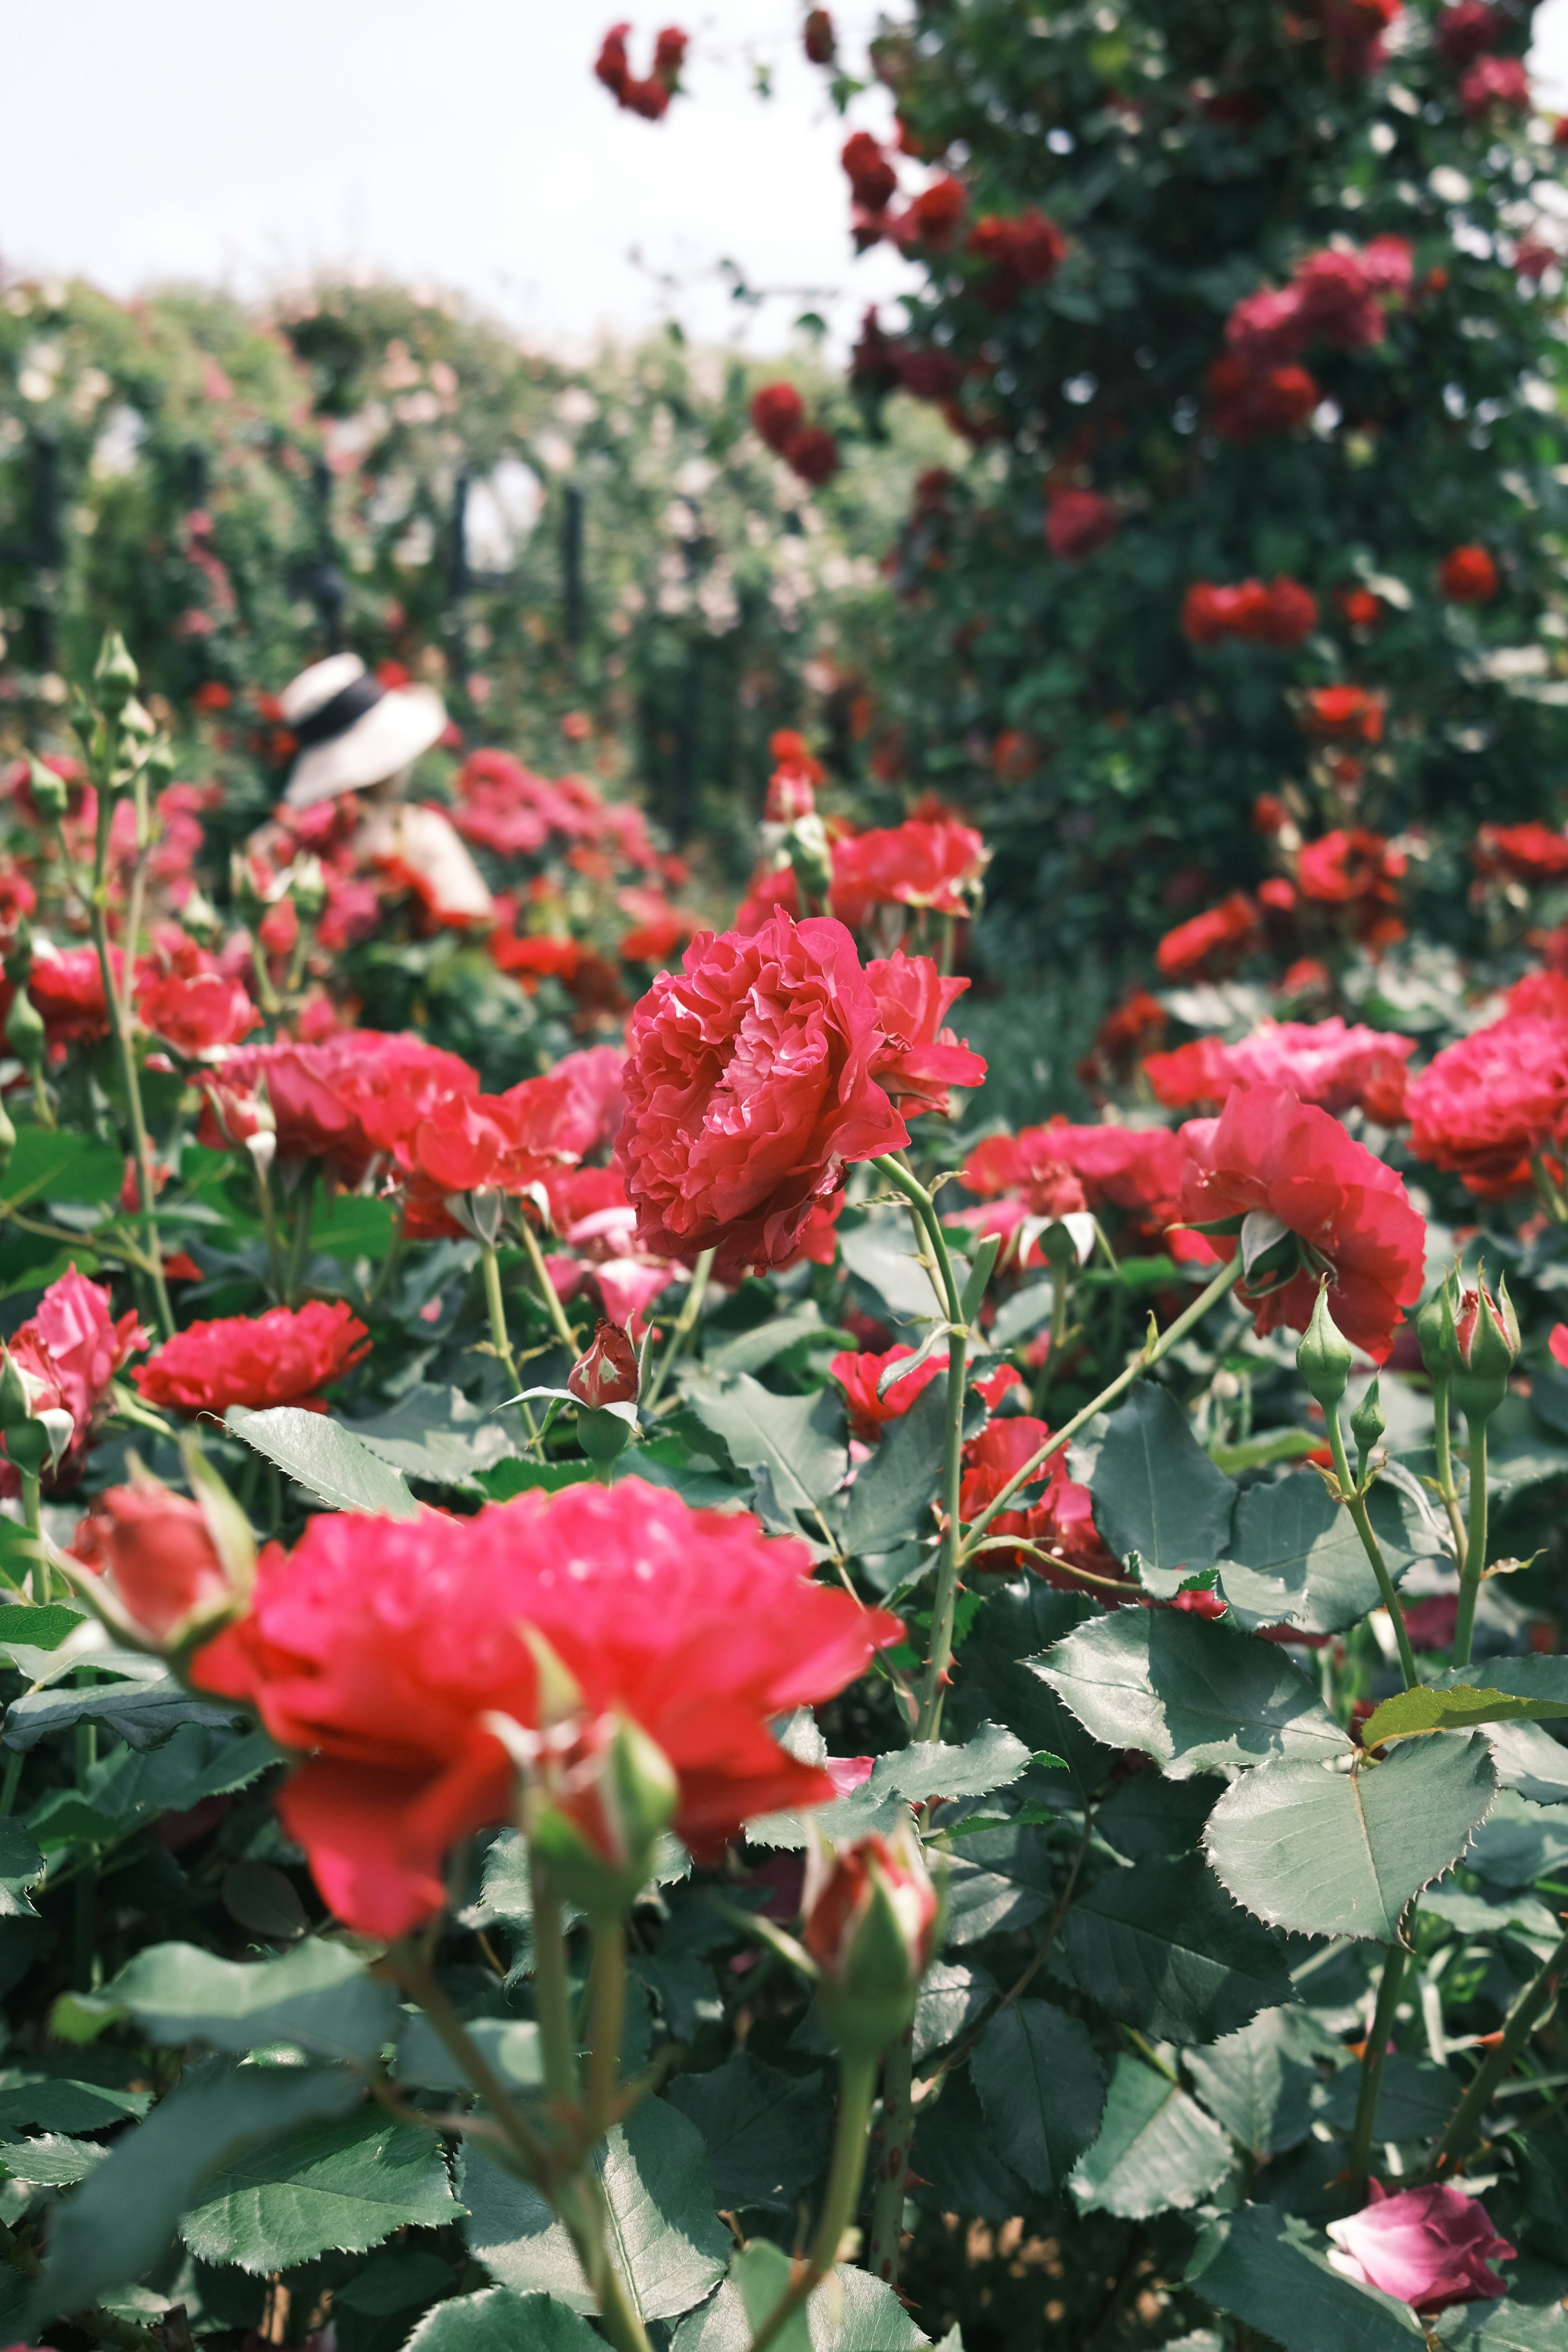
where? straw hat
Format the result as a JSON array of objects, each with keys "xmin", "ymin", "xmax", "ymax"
[{"xmin": 281, "ymin": 654, "xmax": 447, "ymax": 810}]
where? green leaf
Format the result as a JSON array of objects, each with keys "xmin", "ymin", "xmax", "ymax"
[
  {"xmin": 840, "ymin": 1214, "xmax": 958, "ymax": 1325},
  {"xmin": 1444, "ymin": 2295, "xmax": 1568, "ymax": 2352},
  {"xmin": 1320, "ymin": 2053, "xmax": 1465, "ymax": 2140},
  {"xmin": 1, "ymin": 1127, "xmax": 125, "ymax": 1209},
  {"xmin": 180, "ymin": 2105, "xmax": 457, "ymax": 2272},
  {"xmin": 4, "ymin": 1663, "xmax": 242, "ymax": 1753},
  {"xmin": 1070, "ymin": 2054, "xmax": 1231, "ymax": 2218},
  {"xmin": 1487, "ymin": 1719, "xmax": 1568, "ymax": 1806},
  {"xmin": 0, "ymin": 2072, "xmax": 150, "ymax": 2132},
  {"xmin": 703, "ymin": 1304, "xmax": 832, "ymax": 1378},
  {"xmin": 911, "ymin": 2071, "xmax": 1027, "ymax": 2221},
  {"xmin": 393, "ymin": 2012, "xmax": 542, "ymax": 2092},
  {"xmin": 1431, "ymin": 1657, "xmax": 1568, "ymax": 1708},
  {"xmin": 665, "ymin": 2055, "xmax": 831, "ymax": 2210},
  {"xmin": 346, "ymin": 1383, "xmax": 520, "ymax": 1489},
  {"xmin": 844, "ymin": 1374, "xmax": 959, "ymax": 1554},
  {"xmin": 1038, "ymin": 1610, "xmax": 1346, "ymax": 1779},
  {"xmin": 731, "ymin": 2240, "xmax": 813, "ymax": 2352},
  {"xmin": 747, "ymin": 1719, "xmax": 1028, "ymax": 1848},
  {"xmin": 1203, "ymin": 1735, "xmax": 1497, "ymax": 1941},
  {"xmin": 1096, "ymin": 1775, "xmax": 1224, "ymax": 1863},
  {"xmin": 0, "ymin": 1602, "xmax": 89, "ymax": 1666},
  {"xmin": 32, "ymin": 2064, "xmax": 363, "ymax": 2322},
  {"xmin": 1057, "ymin": 1856, "xmax": 1294, "ymax": 2041},
  {"xmin": 0, "ymin": 2132, "xmax": 108, "ymax": 2187},
  {"xmin": 97, "ymin": 1938, "xmax": 398, "ymax": 2063},
  {"xmin": 305, "ymin": 1193, "xmax": 396, "ymax": 1266},
  {"xmin": 684, "ymin": 1375, "xmax": 847, "ymax": 1522},
  {"xmin": 1089, "ymin": 1384, "xmax": 1235, "ymax": 1590},
  {"xmin": 1468, "ymin": 1789, "xmax": 1568, "ymax": 1890},
  {"xmin": 225, "ymin": 1406, "xmax": 419, "ymax": 1519},
  {"xmin": 1216, "ymin": 1473, "xmax": 1420, "ymax": 1635},
  {"xmin": 333, "ymin": 2248, "xmax": 455, "ymax": 2317},
  {"xmin": 971, "ymin": 1999, "xmax": 1106, "ymax": 2196},
  {"xmin": 1209, "ymin": 1429, "xmax": 1323, "ymax": 1475},
  {"xmin": 913, "ymin": 1960, "xmax": 996, "ymax": 2064},
  {"xmin": 70, "ymin": 1723, "xmax": 281, "ymax": 1830},
  {"xmin": 403, "ymin": 2287, "xmax": 601, "ymax": 2352},
  {"xmin": 461, "ymin": 2095, "xmax": 730, "ymax": 2321},
  {"xmin": 475, "ymin": 1459, "xmax": 595, "ymax": 1500},
  {"xmin": 1185, "ymin": 2008, "xmax": 1337, "ymax": 2160},
  {"xmin": 1185, "ymin": 2203, "xmax": 1425, "ymax": 2351},
  {"xmin": 0, "ymin": 1820, "xmax": 45, "ymax": 1918},
  {"xmin": 1364, "ymin": 1683, "xmax": 1568, "ymax": 1750},
  {"xmin": 673, "ymin": 2254, "xmax": 934, "ymax": 2350}
]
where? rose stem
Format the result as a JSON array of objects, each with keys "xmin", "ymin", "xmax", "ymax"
[
  {"xmin": 744, "ymin": 2052, "xmax": 880, "ymax": 2352},
  {"xmin": 641, "ymin": 1245, "xmax": 715, "ymax": 1413},
  {"xmin": 1451, "ymin": 1414, "xmax": 1490, "ymax": 1668},
  {"xmin": 1348, "ymin": 1938, "xmax": 1407, "ymax": 2198},
  {"xmin": 1424, "ymin": 1922, "xmax": 1568, "ymax": 2178},
  {"xmin": 1324, "ymin": 1406, "xmax": 1417, "ymax": 1688}
]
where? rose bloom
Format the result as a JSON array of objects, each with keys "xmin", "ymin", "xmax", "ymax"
[
  {"xmin": 619, "ymin": 910, "xmax": 908, "ymax": 1270},
  {"xmin": 1206, "ymin": 354, "xmax": 1320, "ymax": 442},
  {"xmin": 1143, "ymin": 1037, "xmax": 1237, "ymax": 1111},
  {"xmin": 204, "ymin": 1032, "xmax": 479, "ymax": 1183},
  {"xmin": 865, "ymin": 951, "xmax": 987, "ymax": 1118},
  {"xmin": 1, "ymin": 1267, "xmax": 146, "ymax": 1493},
  {"xmin": 782, "ymin": 427, "xmax": 840, "ymax": 487},
  {"xmin": 1297, "ymin": 828, "xmax": 1406, "ymax": 948},
  {"xmin": 1155, "ymin": 891, "xmax": 1258, "ymax": 979},
  {"xmin": 1178, "ymin": 1082, "xmax": 1425, "ymax": 1361},
  {"xmin": 1439, "ymin": 544, "xmax": 1499, "ymax": 602},
  {"xmin": 1461, "ymin": 52, "xmax": 1530, "ymax": 113},
  {"xmin": 1046, "ymin": 489, "xmax": 1116, "ymax": 560},
  {"xmin": 1437, "ymin": 0, "xmax": 1506, "ymax": 67},
  {"xmin": 137, "ymin": 968, "xmax": 259, "ymax": 1056},
  {"xmin": 134, "ymin": 1301, "xmax": 372, "ymax": 1416},
  {"xmin": 841, "ymin": 128, "xmax": 897, "ymax": 212},
  {"xmin": 27, "ymin": 945, "xmax": 117, "ymax": 1048},
  {"xmin": 393, "ymin": 1069, "xmax": 580, "ymax": 1229},
  {"xmin": 967, "ymin": 208, "xmax": 1065, "ymax": 307},
  {"xmin": 832, "ymin": 1344, "xmax": 943, "ymax": 1442},
  {"xmin": 831, "ymin": 819, "xmax": 989, "ymax": 928},
  {"xmin": 71, "ymin": 1481, "xmax": 231, "ymax": 1643},
  {"xmin": 960, "ymin": 1417, "xmax": 1124, "ymax": 1588},
  {"xmin": 1223, "ymin": 1018, "xmax": 1415, "ymax": 1120},
  {"xmin": 1326, "ymin": 2180, "xmax": 1513, "ymax": 2314},
  {"xmin": 1406, "ymin": 1012, "xmax": 1568, "ymax": 1191},
  {"xmin": 1474, "ymin": 821, "xmax": 1568, "ymax": 882},
  {"xmin": 190, "ymin": 1481, "xmax": 901, "ymax": 1936},
  {"xmin": 1301, "ymin": 685, "xmax": 1384, "ymax": 742}
]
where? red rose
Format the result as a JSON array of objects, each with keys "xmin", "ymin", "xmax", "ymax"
[
  {"xmin": 960, "ymin": 1417, "xmax": 1123, "ymax": 1587},
  {"xmin": 1046, "ymin": 488, "xmax": 1116, "ymax": 560},
  {"xmin": 1224, "ymin": 1017, "xmax": 1416, "ymax": 1118},
  {"xmin": 1461, "ymin": 53, "xmax": 1529, "ymax": 114},
  {"xmin": 1206, "ymin": 355, "xmax": 1320, "ymax": 441},
  {"xmin": 190, "ymin": 1481, "xmax": 901, "ymax": 1936},
  {"xmin": 134, "ymin": 1300, "xmax": 372, "ymax": 1415},
  {"xmin": 782, "ymin": 426, "xmax": 840, "ymax": 486},
  {"xmin": 1155, "ymin": 891, "xmax": 1258, "ymax": 979},
  {"xmin": 750, "ymin": 381, "xmax": 806, "ymax": 454},
  {"xmin": 70, "ymin": 1481, "xmax": 232, "ymax": 1643},
  {"xmin": 1144, "ymin": 1037, "xmax": 1236, "ymax": 1110},
  {"xmin": 1296, "ymin": 827, "xmax": 1405, "ymax": 947},
  {"xmin": 803, "ymin": 8, "xmax": 835, "ymax": 64},
  {"xmin": 864, "ymin": 950, "xmax": 987, "ymax": 1118},
  {"xmin": 1177, "ymin": 1083, "xmax": 1425, "ymax": 1361},
  {"xmin": 393, "ymin": 1070, "xmax": 579, "ymax": 1219},
  {"xmin": 1473, "ymin": 821, "xmax": 1568, "ymax": 882},
  {"xmin": 1407, "ymin": 1011, "xmax": 1568, "ymax": 1191},
  {"xmin": 1436, "ymin": 0, "xmax": 1505, "ymax": 65},
  {"xmin": 966, "ymin": 209, "xmax": 1065, "ymax": 307},
  {"xmin": 1182, "ymin": 584, "xmax": 1229, "ymax": 646},
  {"xmin": 204, "ymin": 1033, "xmax": 479, "ymax": 1182},
  {"xmin": 830, "ymin": 818, "xmax": 989, "ymax": 928},
  {"xmin": 0, "ymin": 1267, "xmax": 146, "ymax": 1493},
  {"xmin": 1261, "ymin": 577, "xmax": 1319, "ymax": 646},
  {"xmin": 841, "ymin": 129, "xmax": 898, "ymax": 212},
  {"xmin": 832, "ymin": 1344, "xmax": 943, "ymax": 1441},
  {"xmin": 136, "ymin": 968, "xmax": 259, "ymax": 1056},
  {"xmin": 893, "ymin": 174, "xmax": 967, "ymax": 253},
  {"xmin": 1301, "ymin": 686, "xmax": 1384, "ymax": 742},
  {"xmin": 27, "ymin": 946, "xmax": 118, "ymax": 1047},
  {"xmin": 1439, "ymin": 544, "xmax": 1499, "ymax": 602},
  {"xmin": 619, "ymin": 911, "xmax": 906, "ymax": 1269}
]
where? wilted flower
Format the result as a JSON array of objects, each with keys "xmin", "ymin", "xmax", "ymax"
[{"xmin": 1326, "ymin": 2180, "xmax": 1513, "ymax": 2314}]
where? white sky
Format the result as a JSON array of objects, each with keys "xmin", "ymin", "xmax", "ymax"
[{"xmin": 3, "ymin": 0, "xmax": 1568, "ymax": 356}]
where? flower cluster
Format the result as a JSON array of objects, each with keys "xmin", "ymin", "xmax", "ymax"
[
  {"xmin": 135, "ymin": 1301, "xmax": 371, "ymax": 1416},
  {"xmin": 749, "ymin": 381, "xmax": 840, "ymax": 488},
  {"xmin": 593, "ymin": 20, "xmax": 687, "ymax": 118},
  {"xmin": 1225, "ymin": 237, "xmax": 1413, "ymax": 370},
  {"xmin": 1144, "ymin": 1016, "xmax": 1414, "ymax": 1122},
  {"xmin": 1182, "ymin": 577, "xmax": 1318, "ymax": 649},
  {"xmin": 1407, "ymin": 973, "xmax": 1568, "ymax": 1195},
  {"xmin": 0, "ymin": 1267, "xmax": 145, "ymax": 1493}
]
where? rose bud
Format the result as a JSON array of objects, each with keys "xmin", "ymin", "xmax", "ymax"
[
  {"xmin": 485, "ymin": 1697, "xmax": 678, "ymax": 1918},
  {"xmin": 1326, "ymin": 2180, "xmax": 1514, "ymax": 2315},
  {"xmin": 1296, "ymin": 1282, "xmax": 1353, "ymax": 1412},
  {"xmin": 802, "ymin": 1821, "xmax": 940, "ymax": 2058},
  {"xmin": 69, "ymin": 1479, "xmax": 236, "ymax": 1645},
  {"xmin": 568, "ymin": 1319, "xmax": 641, "ymax": 1479},
  {"xmin": 1442, "ymin": 1272, "xmax": 1519, "ymax": 1425}
]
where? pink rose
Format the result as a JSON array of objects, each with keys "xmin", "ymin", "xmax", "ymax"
[{"xmin": 1326, "ymin": 2180, "xmax": 1514, "ymax": 2315}]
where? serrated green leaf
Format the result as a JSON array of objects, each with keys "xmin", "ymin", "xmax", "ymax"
[
  {"xmin": 1216, "ymin": 1472, "xmax": 1421, "ymax": 1635},
  {"xmin": 672, "ymin": 2255, "xmax": 935, "ymax": 2350},
  {"xmin": 1185, "ymin": 2009, "xmax": 1337, "ymax": 2160},
  {"xmin": 746, "ymin": 1721, "xmax": 1027, "ymax": 1848},
  {"xmin": 0, "ymin": 1819, "xmax": 45, "ymax": 1918},
  {"xmin": 840, "ymin": 1215, "xmax": 962, "ymax": 1325},
  {"xmin": 1364, "ymin": 1684, "xmax": 1568, "ymax": 1750},
  {"xmin": 913, "ymin": 1960, "xmax": 996, "ymax": 2063},
  {"xmin": 33, "ymin": 2064, "xmax": 362, "ymax": 2323},
  {"xmin": 0, "ymin": 2072, "xmax": 149, "ymax": 2132},
  {"xmin": 1486, "ymin": 1719, "xmax": 1568, "ymax": 1806},
  {"xmin": 403, "ymin": 2287, "xmax": 601, "ymax": 2352},
  {"xmin": 0, "ymin": 2131, "xmax": 108, "ymax": 2186},
  {"xmin": 1468, "ymin": 1790, "xmax": 1568, "ymax": 1890},
  {"xmin": 179, "ymin": 2106, "xmax": 456, "ymax": 2272},
  {"xmin": 1057, "ymin": 1855, "xmax": 1294, "ymax": 2041},
  {"xmin": 1186, "ymin": 2203, "xmax": 1424, "ymax": 2350},
  {"xmin": 4, "ymin": 1664, "xmax": 242, "ymax": 1753},
  {"xmin": 1203, "ymin": 1735, "xmax": 1497, "ymax": 1941},
  {"xmin": 392, "ymin": 2011, "xmax": 542, "ymax": 2092},
  {"xmin": 1089, "ymin": 1384, "xmax": 1235, "ymax": 1591},
  {"xmin": 665, "ymin": 2054, "xmax": 831, "ymax": 2210},
  {"xmin": 1071, "ymin": 2054, "xmax": 1231, "ymax": 2218},
  {"xmin": 333, "ymin": 2247, "xmax": 455, "ymax": 2317},
  {"xmin": 345, "ymin": 1383, "xmax": 520, "ymax": 1489},
  {"xmin": 1038, "ymin": 1610, "xmax": 1346, "ymax": 1779},
  {"xmin": 844, "ymin": 1374, "xmax": 980, "ymax": 1555},
  {"xmin": 225, "ymin": 1405, "xmax": 419, "ymax": 1519},
  {"xmin": 100, "ymin": 1938, "xmax": 398, "ymax": 2063},
  {"xmin": 971, "ymin": 1999, "xmax": 1106, "ymax": 2196},
  {"xmin": 461, "ymin": 2095, "xmax": 729, "ymax": 2322},
  {"xmin": 684, "ymin": 1375, "xmax": 847, "ymax": 1521}
]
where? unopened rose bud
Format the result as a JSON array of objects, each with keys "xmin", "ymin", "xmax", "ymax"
[
  {"xmin": 26, "ymin": 760, "xmax": 69, "ymax": 823},
  {"xmin": 804, "ymin": 7, "xmax": 836, "ymax": 65},
  {"xmin": 1297, "ymin": 1283, "xmax": 1352, "ymax": 1411},
  {"xmin": 1445, "ymin": 1274, "xmax": 1519, "ymax": 1424},
  {"xmin": 1350, "ymin": 1374, "xmax": 1385, "ymax": 1472},
  {"xmin": 802, "ymin": 1821, "xmax": 940, "ymax": 2058},
  {"xmin": 6, "ymin": 984, "xmax": 45, "ymax": 1070},
  {"xmin": 68, "ymin": 1479, "xmax": 235, "ymax": 1646},
  {"xmin": 569, "ymin": 1319, "xmax": 640, "ymax": 1410},
  {"xmin": 246, "ymin": 1129, "xmax": 278, "ymax": 1184},
  {"xmin": 527, "ymin": 1710, "xmax": 679, "ymax": 1917},
  {"xmin": 289, "ymin": 856, "xmax": 327, "ymax": 922},
  {"xmin": 92, "ymin": 630, "xmax": 139, "ymax": 716},
  {"xmin": 0, "ymin": 1348, "xmax": 34, "ymax": 1433},
  {"xmin": 786, "ymin": 812, "xmax": 835, "ymax": 906},
  {"xmin": 1415, "ymin": 1283, "xmax": 1452, "ymax": 1384},
  {"xmin": 0, "ymin": 1094, "xmax": 13, "ymax": 1185}
]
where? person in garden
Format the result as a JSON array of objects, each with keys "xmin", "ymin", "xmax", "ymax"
[{"xmin": 276, "ymin": 651, "xmax": 493, "ymax": 926}]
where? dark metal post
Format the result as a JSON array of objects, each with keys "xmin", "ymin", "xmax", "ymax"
[{"xmin": 562, "ymin": 483, "xmax": 584, "ymax": 649}]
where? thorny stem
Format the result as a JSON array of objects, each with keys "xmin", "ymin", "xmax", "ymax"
[
  {"xmin": 972, "ymin": 1533, "xmax": 1135, "ymax": 1605},
  {"xmin": 388, "ymin": 1944, "xmax": 550, "ymax": 2177},
  {"xmin": 254, "ymin": 1154, "xmax": 286, "ymax": 1301},
  {"xmin": 1425, "ymin": 1923, "xmax": 1568, "ymax": 2178},
  {"xmin": 1430, "ymin": 1382, "xmax": 1470, "ymax": 1564},
  {"xmin": 642, "ymin": 1246, "xmax": 715, "ymax": 1413},
  {"xmin": 1324, "ymin": 1411, "xmax": 1417, "ymax": 1690},
  {"xmin": 745, "ymin": 2053, "xmax": 879, "ymax": 2352},
  {"xmin": 529, "ymin": 1855, "xmax": 581, "ymax": 2119},
  {"xmin": 517, "ymin": 1214, "xmax": 582, "ymax": 1355},
  {"xmin": 21, "ymin": 1473, "xmax": 44, "ymax": 1604},
  {"xmin": 480, "ymin": 1241, "xmax": 537, "ymax": 1444},
  {"xmin": 1452, "ymin": 1415, "xmax": 1490, "ymax": 1669},
  {"xmin": 1348, "ymin": 1938, "xmax": 1407, "ymax": 2198},
  {"xmin": 867, "ymin": 2026, "xmax": 915, "ymax": 2289},
  {"xmin": 585, "ymin": 1915, "xmax": 626, "ymax": 2142},
  {"xmin": 89, "ymin": 768, "xmax": 173, "ymax": 1341},
  {"xmin": 960, "ymin": 1253, "xmax": 1247, "ymax": 1557}
]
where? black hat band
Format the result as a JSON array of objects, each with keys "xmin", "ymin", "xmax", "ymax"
[{"xmin": 291, "ymin": 674, "xmax": 386, "ymax": 751}]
